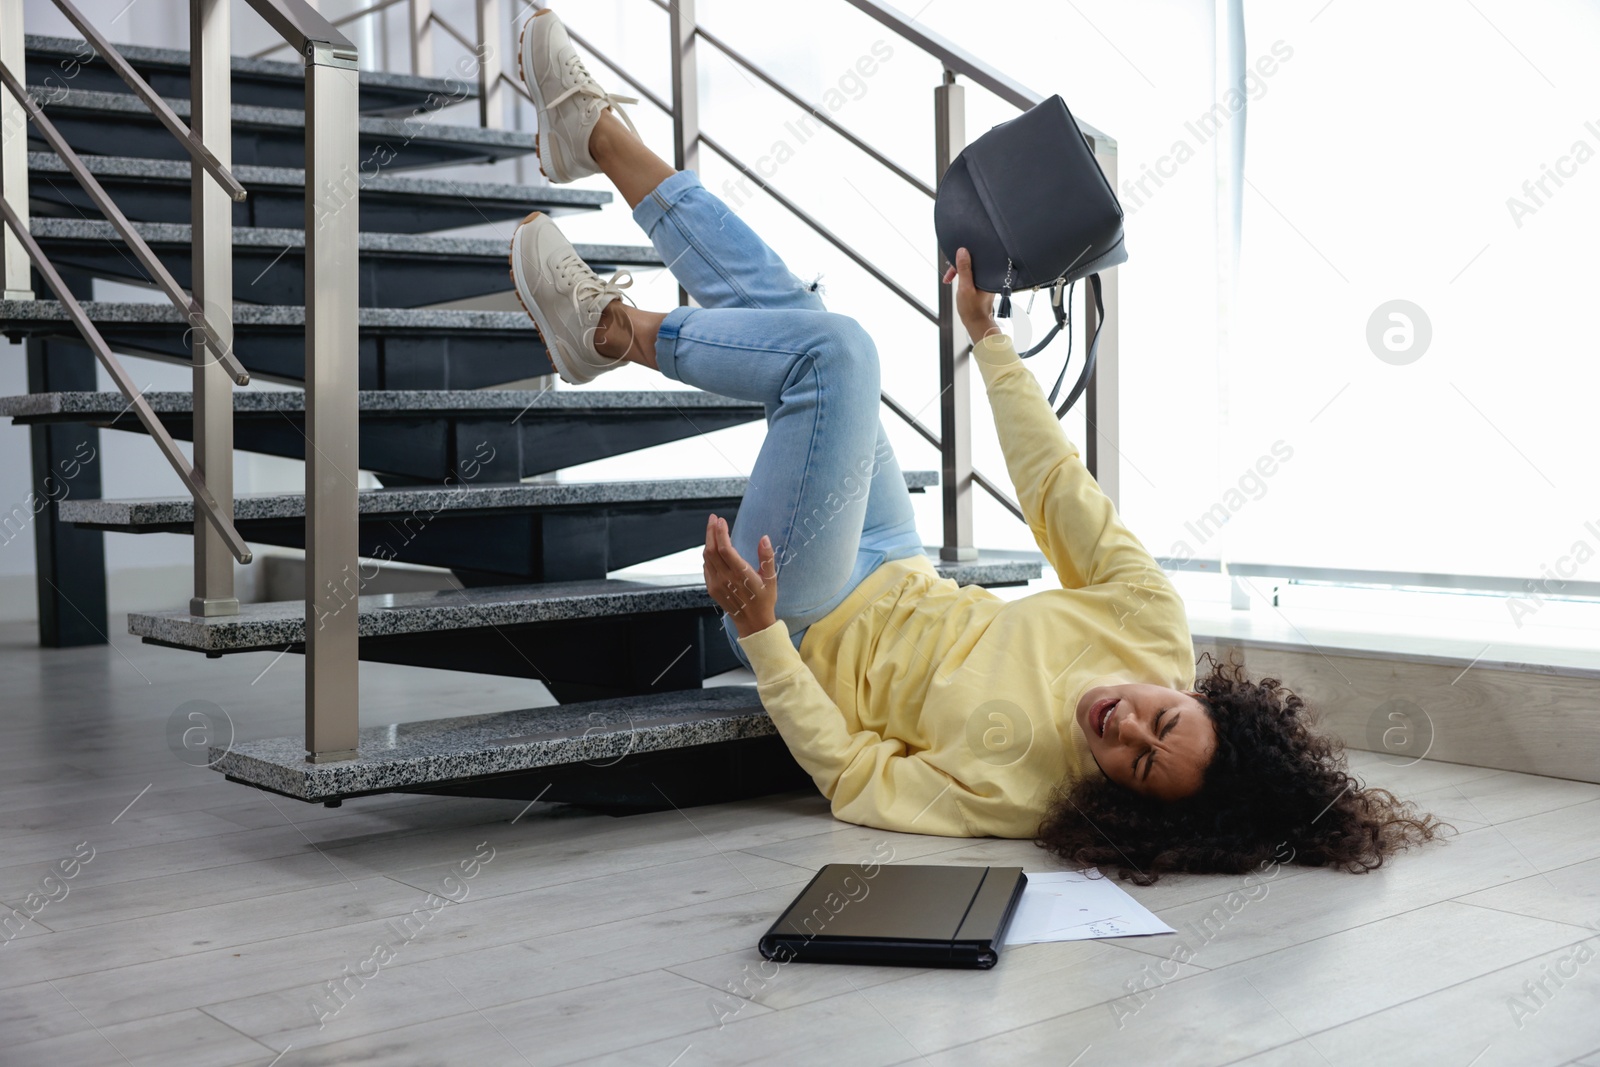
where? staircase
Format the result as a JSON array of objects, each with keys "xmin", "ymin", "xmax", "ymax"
[{"xmin": 2, "ymin": 19, "xmax": 1055, "ymax": 812}]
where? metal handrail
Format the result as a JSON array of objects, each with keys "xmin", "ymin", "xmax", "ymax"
[
  {"xmin": 0, "ymin": 63, "xmax": 249, "ymax": 383},
  {"xmin": 48, "ymin": 0, "xmax": 245, "ymax": 200},
  {"xmin": 0, "ymin": 197, "xmax": 254, "ymax": 561},
  {"xmin": 428, "ymin": 11, "xmax": 477, "ymax": 54},
  {"xmin": 248, "ymin": 0, "xmax": 409, "ymax": 63},
  {"xmin": 327, "ymin": 0, "xmax": 409, "ymax": 32},
  {"xmin": 246, "ymin": 0, "xmax": 357, "ymax": 53}
]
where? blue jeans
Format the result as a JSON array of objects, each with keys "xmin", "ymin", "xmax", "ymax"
[{"xmin": 631, "ymin": 170, "xmax": 925, "ymax": 665}]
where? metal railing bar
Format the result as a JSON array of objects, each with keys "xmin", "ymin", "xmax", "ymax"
[
  {"xmin": 47, "ymin": 0, "xmax": 246, "ymax": 201},
  {"xmin": 243, "ymin": 0, "xmax": 357, "ymax": 54},
  {"xmin": 879, "ymin": 386, "xmax": 1024, "ymax": 522},
  {"xmin": 879, "ymin": 389, "xmax": 939, "ymax": 449},
  {"xmin": 0, "ymin": 62, "xmax": 249, "ymax": 385},
  {"xmin": 328, "ymin": 0, "xmax": 409, "ymax": 31},
  {"xmin": 698, "ymin": 130, "xmax": 937, "ymax": 323},
  {"xmin": 691, "ymin": 23, "xmax": 935, "ymax": 199},
  {"xmin": 497, "ymin": 70, "xmax": 532, "ymax": 103},
  {"xmin": 251, "ymin": 0, "xmax": 409, "ymax": 55},
  {"xmin": 970, "ymin": 471, "xmax": 1023, "ymax": 523},
  {"xmin": 0, "ymin": 198, "xmax": 253, "ymax": 563},
  {"xmin": 429, "ymin": 11, "xmax": 477, "ymax": 53}
]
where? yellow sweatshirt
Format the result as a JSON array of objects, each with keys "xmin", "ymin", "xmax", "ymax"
[{"xmin": 736, "ymin": 332, "xmax": 1196, "ymax": 838}]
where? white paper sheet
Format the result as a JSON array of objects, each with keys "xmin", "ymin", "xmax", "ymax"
[{"xmin": 1004, "ymin": 869, "xmax": 1175, "ymax": 944}]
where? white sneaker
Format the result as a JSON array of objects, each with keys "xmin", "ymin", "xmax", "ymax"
[
  {"xmin": 518, "ymin": 8, "xmax": 640, "ymax": 183},
  {"xmin": 510, "ymin": 213, "xmax": 635, "ymax": 385}
]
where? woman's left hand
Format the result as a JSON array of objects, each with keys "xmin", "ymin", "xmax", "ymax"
[{"xmin": 703, "ymin": 514, "xmax": 779, "ymax": 638}]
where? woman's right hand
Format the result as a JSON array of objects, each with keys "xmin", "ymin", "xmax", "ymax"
[
  {"xmin": 942, "ymin": 247, "xmax": 1000, "ymax": 343},
  {"xmin": 703, "ymin": 514, "xmax": 778, "ymax": 639}
]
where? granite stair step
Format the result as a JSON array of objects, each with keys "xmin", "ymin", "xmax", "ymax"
[
  {"xmin": 1, "ymin": 299, "xmax": 551, "ymax": 389},
  {"xmin": 29, "ymin": 218, "xmax": 661, "ymax": 308},
  {"xmin": 31, "ymin": 87, "xmax": 536, "ymax": 170},
  {"xmin": 132, "ymin": 573, "xmax": 716, "ymax": 652},
  {"xmin": 27, "ymin": 152, "xmax": 609, "ymax": 232},
  {"xmin": 128, "ymin": 550, "xmax": 1044, "ymax": 690},
  {"xmin": 132, "ymin": 574, "xmax": 742, "ymax": 697},
  {"xmin": 58, "ymin": 471, "xmax": 943, "ymax": 583},
  {"xmin": 209, "ymin": 686, "xmax": 796, "ymax": 806},
  {"xmin": 24, "ymin": 33, "xmax": 474, "ymax": 115},
  {"xmin": 0, "ymin": 389, "xmax": 768, "ymax": 481}
]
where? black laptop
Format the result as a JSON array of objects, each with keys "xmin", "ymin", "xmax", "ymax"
[{"xmin": 759, "ymin": 864, "xmax": 1027, "ymax": 970}]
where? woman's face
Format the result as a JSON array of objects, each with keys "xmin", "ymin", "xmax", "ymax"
[{"xmin": 1076, "ymin": 683, "xmax": 1218, "ymax": 801}]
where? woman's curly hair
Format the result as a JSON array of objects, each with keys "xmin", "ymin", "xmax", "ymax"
[{"xmin": 1036, "ymin": 651, "xmax": 1450, "ymax": 885}]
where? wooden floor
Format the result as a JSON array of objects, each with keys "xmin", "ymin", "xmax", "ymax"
[{"xmin": 3, "ymin": 619, "xmax": 1599, "ymax": 1066}]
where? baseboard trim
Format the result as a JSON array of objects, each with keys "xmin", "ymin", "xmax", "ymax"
[{"xmin": 1194, "ymin": 635, "xmax": 1600, "ymax": 785}]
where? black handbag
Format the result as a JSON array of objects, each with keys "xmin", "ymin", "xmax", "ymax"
[{"xmin": 934, "ymin": 94, "xmax": 1125, "ymax": 418}]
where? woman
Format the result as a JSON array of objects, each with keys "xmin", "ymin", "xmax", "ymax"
[{"xmin": 511, "ymin": 9, "xmax": 1444, "ymax": 884}]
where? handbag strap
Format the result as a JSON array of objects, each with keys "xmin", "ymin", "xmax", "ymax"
[
  {"xmin": 1016, "ymin": 278, "xmax": 1070, "ymax": 360},
  {"xmin": 1005, "ymin": 273, "xmax": 1105, "ymax": 420}
]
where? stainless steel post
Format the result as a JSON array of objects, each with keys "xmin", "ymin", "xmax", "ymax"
[
  {"xmin": 303, "ymin": 39, "xmax": 361, "ymax": 762},
  {"xmin": 934, "ymin": 72, "xmax": 974, "ymax": 561},
  {"xmin": 668, "ymin": 0, "xmax": 698, "ymax": 309},
  {"xmin": 475, "ymin": 0, "xmax": 503, "ymax": 128},
  {"xmin": 410, "ymin": 0, "xmax": 432, "ymax": 76},
  {"xmin": 668, "ymin": 0, "xmax": 698, "ymax": 174},
  {"xmin": 189, "ymin": 0, "xmax": 239, "ymax": 617},
  {"xmin": 0, "ymin": 0, "xmax": 29, "ymax": 300},
  {"xmin": 1083, "ymin": 137, "xmax": 1120, "ymax": 509}
]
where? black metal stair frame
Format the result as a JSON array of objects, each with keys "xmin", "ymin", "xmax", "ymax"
[
  {"xmin": 26, "ymin": 153, "xmax": 611, "ymax": 232},
  {"xmin": 28, "ymin": 219, "xmax": 662, "ymax": 308},
  {"xmin": 56, "ymin": 472, "xmax": 945, "ymax": 585},
  {"xmin": 132, "ymin": 576, "xmax": 747, "ymax": 701},
  {"xmin": 0, "ymin": 389, "xmax": 769, "ymax": 482},
  {"xmin": 23, "ymin": 33, "xmax": 476, "ymax": 115},
  {"xmin": 3, "ymin": 300, "xmax": 557, "ymax": 389},
  {"xmin": 30, "ymin": 87, "xmax": 536, "ymax": 170}
]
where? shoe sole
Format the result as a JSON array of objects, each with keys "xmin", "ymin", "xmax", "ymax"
[
  {"xmin": 517, "ymin": 10, "xmax": 565, "ymax": 183},
  {"xmin": 507, "ymin": 214, "xmax": 585, "ymax": 384}
]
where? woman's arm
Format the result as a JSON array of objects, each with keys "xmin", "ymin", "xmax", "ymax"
[
  {"xmin": 704, "ymin": 515, "xmax": 980, "ymax": 837},
  {"xmin": 739, "ymin": 619, "xmax": 982, "ymax": 837},
  {"xmin": 945, "ymin": 248, "xmax": 1172, "ymax": 593}
]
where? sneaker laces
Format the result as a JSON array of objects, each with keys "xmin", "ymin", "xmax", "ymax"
[
  {"xmin": 553, "ymin": 250, "xmax": 633, "ymax": 328},
  {"xmin": 548, "ymin": 51, "xmax": 640, "ymax": 138}
]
